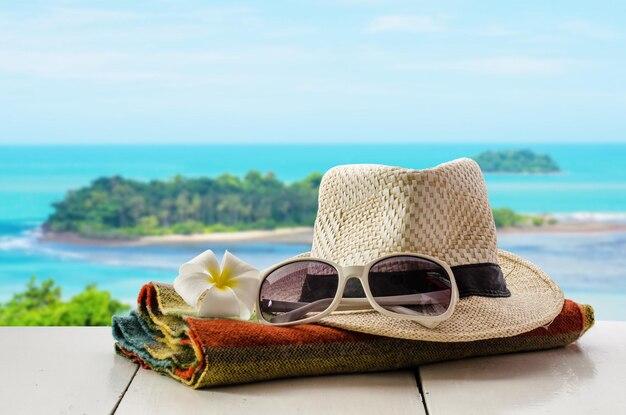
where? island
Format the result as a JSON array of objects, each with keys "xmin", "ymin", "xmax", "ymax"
[
  {"xmin": 44, "ymin": 171, "xmax": 322, "ymax": 239},
  {"xmin": 44, "ymin": 171, "xmax": 554, "ymax": 242},
  {"xmin": 472, "ymin": 149, "xmax": 560, "ymax": 173}
]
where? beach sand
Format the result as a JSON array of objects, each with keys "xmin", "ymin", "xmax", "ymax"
[
  {"xmin": 42, "ymin": 227, "xmax": 315, "ymax": 246},
  {"xmin": 40, "ymin": 221, "xmax": 626, "ymax": 247}
]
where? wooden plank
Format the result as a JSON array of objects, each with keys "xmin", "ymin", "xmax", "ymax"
[
  {"xmin": 419, "ymin": 321, "xmax": 626, "ymax": 414},
  {"xmin": 0, "ymin": 327, "xmax": 137, "ymax": 415},
  {"xmin": 116, "ymin": 370, "xmax": 426, "ymax": 415}
]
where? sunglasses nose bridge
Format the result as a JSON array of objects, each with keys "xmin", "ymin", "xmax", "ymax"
[{"xmin": 342, "ymin": 265, "xmax": 365, "ymax": 279}]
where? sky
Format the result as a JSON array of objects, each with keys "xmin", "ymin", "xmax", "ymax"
[{"xmin": 0, "ymin": 0, "xmax": 625, "ymax": 144}]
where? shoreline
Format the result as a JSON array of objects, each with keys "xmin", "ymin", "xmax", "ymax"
[
  {"xmin": 40, "ymin": 227, "xmax": 315, "ymax": 247},
  {"xmin": 39, "ymin": 221, "xmax": 626, "ymax": 247}
]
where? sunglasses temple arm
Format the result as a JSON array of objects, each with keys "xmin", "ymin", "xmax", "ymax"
[
  {"xmin": 263, "ymin": 290, "xmax": 451, "ymax": 323},
  {"xmin": 264, "ymin": 298, "xmax": 334, "ymax": 324},
  {"xmin": 259, "ymin": 299, "xmax": 320, "ymax": 312},
  {"xmin": 339, "ymin": 291, "xmax": 450, "ymax": 308}
]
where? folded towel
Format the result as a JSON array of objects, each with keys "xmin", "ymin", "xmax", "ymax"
[{"xmin": 112, "ymin": 282, "xmax": 594, "ymax": 388}]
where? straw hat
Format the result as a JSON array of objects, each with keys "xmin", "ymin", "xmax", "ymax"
[{"xmin": 304, "ymin": 158, "xmax": 564, "ymax": 342}]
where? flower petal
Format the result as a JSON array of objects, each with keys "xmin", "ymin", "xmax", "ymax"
[
  {"xmin": 233, "ymin": 269, "xmax": 261, "ymax": 281},
  {"xmin": 173, "ymin": 272, "xmax": 213, "ymax": 307},
  {"xmin": 234, "ymin": 295, "xmax": 253, "ymax": 320},
  {"xmin": 180, "ymin": 250, "xmax": 221, "ymax": 280},
  {"xmin": 179, "ymin": 262, "xmax": 207, "ymax": 276},
  {"xmin": 230, "ymin": 275, "xmax": 260, "ymax": 316},
  {"xmin": 220, "ymin": 250, "xmax": 259, "ymax": 281},
  {"xmin": 197, "ymin": 286, "xmax": 242, "ymax": 318}
]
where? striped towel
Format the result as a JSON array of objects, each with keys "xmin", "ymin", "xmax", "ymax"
[{"xmin": 112, "ymin": 282, "xmax": 594, "ymax": 388}]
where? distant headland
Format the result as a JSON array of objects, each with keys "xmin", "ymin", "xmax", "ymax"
[{"xmin": 472, "ymin": 149, "xmax": 561, "ymax": 173}]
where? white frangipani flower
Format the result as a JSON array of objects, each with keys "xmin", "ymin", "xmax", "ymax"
[{"xmin": 173, "ymin": 250, "xmax": 260, "ymax": 320}]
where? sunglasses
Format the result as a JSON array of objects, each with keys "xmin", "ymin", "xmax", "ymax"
[{"xmin": 256, "ymin": 253, "xmax": 459, "ymax": 328}]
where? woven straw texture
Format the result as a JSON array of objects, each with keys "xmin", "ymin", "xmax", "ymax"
[
  {"xmin": 112, "ymin": 282, "xmax": 593, "ymax": 388},
  {"xmin": 309, "ymin": 158, "xmax": 565, "ymax": 342}
]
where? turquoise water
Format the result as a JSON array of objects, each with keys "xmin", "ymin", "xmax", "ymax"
[
  {"xmin": 0, "ymin": 144, "xmax": 625, "ymax": 320},
  {"xmin": 1, "ymin": 144, "xmax": 626, "ymax": 220}
]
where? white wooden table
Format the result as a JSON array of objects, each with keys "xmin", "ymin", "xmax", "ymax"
[{"xmin": 0, "ymin": 322, "xmax": 623, "ymax": 414}]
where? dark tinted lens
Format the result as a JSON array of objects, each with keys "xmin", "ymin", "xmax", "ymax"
[
  {"xmin": 368, "ymin": 256, "xmax": 452, "ymax": 317},
  {"xmin": 259, "ymin": 261, "xmax": 339, "ymax": 324}
]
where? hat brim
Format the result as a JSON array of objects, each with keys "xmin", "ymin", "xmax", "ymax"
[{"xmin": 313, "ymin": 250, "xmax": 564, "ymax": 342}]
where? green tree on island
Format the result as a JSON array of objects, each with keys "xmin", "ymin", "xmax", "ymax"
[{"xmin": 46, "ymin": 171, "xmax": 322, "ymax": 239}]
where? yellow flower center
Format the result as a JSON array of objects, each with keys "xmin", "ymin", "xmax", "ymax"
[{"xmin": 207, "ymin": 266, "xmax": 238, "ymax": 290}]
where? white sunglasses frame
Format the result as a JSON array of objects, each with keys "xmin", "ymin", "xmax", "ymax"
[{"xmin": 256, "ymin": 252, "xmax": 459, "ymax": 329}]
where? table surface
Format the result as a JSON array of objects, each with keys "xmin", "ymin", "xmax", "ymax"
[{"xmin": 0, "ymin": 321, "xmax": 623, "ymax": 415}]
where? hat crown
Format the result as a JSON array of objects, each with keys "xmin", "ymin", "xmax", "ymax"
[{"xmin": 311, "ymin": 158, "xmax": 498, "ymax": 267}]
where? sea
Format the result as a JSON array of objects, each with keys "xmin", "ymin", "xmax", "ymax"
[{"xmin": 1, "ymin": 144, "xmax": 625, "ymax": 320}]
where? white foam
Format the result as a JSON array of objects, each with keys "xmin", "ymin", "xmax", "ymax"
[
  {"xmin": 0, "ymin": 236, "xmax": 32, "ymax": 250},
  {"xmin": 0, "ymin": 228, "xmax": 39, "ymax": 251},
  {"xmin": 37, "ymin": 246, "xmax": 86, "ymax": 260},
  {"xmin": 0, "ymin": 227, "xmax": 86, "ymax": 260},
  {"xmin": 87, "ymin": 254, "xmax": 180, "ymax": 269},
  {"xmin": 551, "ymin": 212, "xmax": 626, "ymax": 223}
]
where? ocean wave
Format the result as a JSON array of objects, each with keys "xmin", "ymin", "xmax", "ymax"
[
  {"xmin": 0, "ymin": 235, "xmax": 34, "ymax": 251},
  {"xmin": 36, "ymin": 246, "xmax": 86, "ymax": 260},
  {"xmin": 552, "ymin": 212, "xmax": 626, "ymax": 223},
  {"xmin": 487, "ymin": 182, "xmax": 626, "ymax": 191},
  {"xmin": 0, "ymin": 227, "xmax": 42, "ymax": 251},
  {"xmin": 85, "ymin": 254, "xmax": 181, "ymax": 270},
  {"xmin": 0, "ymin": 225, "xmax": 179, "ymax": 267},
  {"xmin": 0, "ymin": 227, "xmax": 86, "ymax": 260}
]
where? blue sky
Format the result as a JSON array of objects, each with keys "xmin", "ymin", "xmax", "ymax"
[{"xmin": 0, "ymin": 1, "xmax": 624, "ymax": 144}]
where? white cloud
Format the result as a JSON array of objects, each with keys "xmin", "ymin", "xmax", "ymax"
[
  {"xmin": 0, "ymin": 6, "xmax": 259, "ymax": 45},
  {"xmin": 0, "ymin": 51, "xmax": 160, "ymax": 81},
  {"xmin": 561, "ymin": 19, "xmax": 619, "ymax": 40},
  {"xmin": 477, "ymin": 26, "xmax": 522, "ymax": 38},
  {"xmin": 0, "ymin": 47, "xmax": 306, "ymax": 82},
  {"xmin": 0, "ymin": 5, "xmax": 308, "ymax": 83},
  {"xmin": 367, "ymin": 15, "xmax": 444, "ymax": 33},
  {"xmin": 473, "ymin": 26, "xmax": 564, "ymax": 44},
  {"xmin": 395, "ymin": 57, "xmax": 586, "ymax": 75},
  {"xmin": 297, "ymin": 81, "xmax": 392, "ymax": 95},
  {"xmin": 14, "ymin": 6, "xmax": 254, "ymax": 27},
  {"xmin": 41, "ymin": 8, "xmax": 143, "ymax": 25}
]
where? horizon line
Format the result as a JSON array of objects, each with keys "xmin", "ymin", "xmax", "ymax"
[{"xmin": 1, "ymin": 141, "xmax": 625, "ymax": 146}]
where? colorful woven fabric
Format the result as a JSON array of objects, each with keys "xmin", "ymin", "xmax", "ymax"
[{"xmin": 112, "ymin": 282, "xmax": 594, "ymax": 389}]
